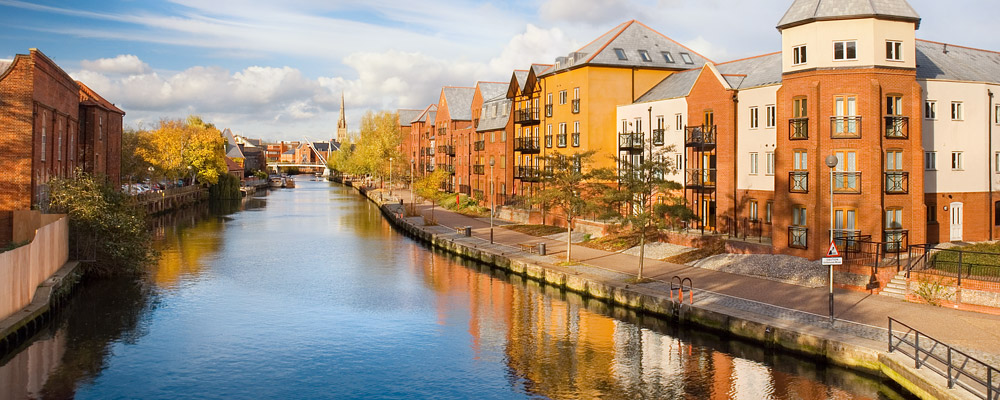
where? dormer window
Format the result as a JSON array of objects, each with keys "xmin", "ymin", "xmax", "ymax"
[
  {"xmin": 614, "ymin": 48, "xmax": 627, "ymax": 60},
  {"xmin": 793, "ymin": 45, "xmax": 807, "ymax": 65},
  {"xmin": 680, "ymin": 53, "xmax": 694, "ymax": 64},
  {"xmin": 638, "ymin": 50, "xmax": 652, "ymax": 62},
  {"xmin": 662, "ymin": 52, "xmax": 674, "ymax": 63},
  {"xmin": 886, "ymin": 41, "xmax": 903, "ymax": 61},
  {"xmin": 834, "ymin": 41, "xmax": 857, "ymax": 61}
]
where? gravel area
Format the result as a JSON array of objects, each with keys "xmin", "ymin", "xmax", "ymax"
[
  {"xmin": 622, "ymin": 242, "xmax": 695, "ymax": 259},
  {"xmin": 544, "ymin": 231, "xmax": 591, "ymax": 244},
  {"xmin": 690, "ymin": 253, "xmax": 827, "ymax": 288}
]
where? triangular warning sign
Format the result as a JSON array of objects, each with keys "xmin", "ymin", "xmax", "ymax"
[{"xmin": 826, "ymin": 241, "xmax": 840, "ymax": 257}]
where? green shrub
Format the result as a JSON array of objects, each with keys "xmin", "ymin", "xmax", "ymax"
[{"xmin": 209, "ymin": 173, "xmax": 241, "ymax": 200}]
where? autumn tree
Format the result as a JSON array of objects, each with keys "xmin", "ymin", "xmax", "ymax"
[
  {"xmin": 351, "ymin": 111, "xmax": 401, "ymax": 180},
  {"xmin": 121, "ymin": 125, "xmax": 152, "ymax": 187},
  {"xmin": 414, "ymin": 169, "xmax": 448, "ymax": 224},
  {"xmin": 136, "ymin": 116, "xmax": 228, "ymax": 185},
  {"xmin": 534, "ymin": 151, "xmax": 613, "ymax": 263}
]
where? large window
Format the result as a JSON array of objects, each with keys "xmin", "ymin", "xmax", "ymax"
[
  {"xmin": 749, "ymin": 106, "xmax": 759, "ymax": 129},
  {"xmin": 834, "ymin": 40, "xmax": 857, "ymax": 60},
  {"xmin": 952, "ymin": 151, "xmax": 963, "ymax": 170},
  {"xmin": 749, "ymin": 152, "xmax": 758, "ymax": 175},
  {"xmin": 749, "ymin": 200, "xmax": 758, "ymax": 221},
  {"xmin": 766, "ymin": 105, "xmax": 776, "ymax": 128},
  {"xmin": 886, "ymin": 95, "xmax": 903, "ymax": 116},
  {"xmin": 792, "ymin": 45, "xmax": 807, "ymax": 65},
  {"xmin": 886, "ymin": 41, "xmax": 903, "ymax": 61},
  {"xmin": 833, "ymin": 95, "xmax": 859, "ymax": 137},
  {"xmin": 765, "ymin": 152, "xmax": 775, "ymax": 175},
  {"xmin": 952, "ymin": 102, "xmax": 964, "ymax": 120},
  {"xmin": 925, "ymin": 101, "xmax": 936, "ymax": 119},
  {"xmin": 925, "ymin": 151, "xmax": 936, "ymax": 170},
  {"xmin": 833, "ymin": 150, "xmax": 859, "ymax": 193}
]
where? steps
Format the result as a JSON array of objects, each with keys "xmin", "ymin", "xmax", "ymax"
[{"xmin": 881, "ymin": 270, "xmax": 908, "ymax": 299}]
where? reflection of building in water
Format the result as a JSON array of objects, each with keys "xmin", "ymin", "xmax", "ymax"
[{"xmin": 0, "ymin": 331, "xmax": 66, "ymax": 398}]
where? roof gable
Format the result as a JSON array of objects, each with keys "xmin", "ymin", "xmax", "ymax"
[
  {"xmin": 544, "ymin": 20, "xmax": 710, "ymax": 75},
  {"xmin": 441, "ymin": 87, "xmax": 475, "ymax": 121},
  {"xmin": 916, "ymin": 40, "xmax": 1000, "ymax": 84},
  {"xmin": 476, "ymin": 82, "xmax": 508, "ymax": 102},
  {"xmin": 397, "ymin": 109, "xmax": 423, "ymax": 127},
  {"xmin": 777, "ymin": 0, "xmax": 920, "ymax": 30}
]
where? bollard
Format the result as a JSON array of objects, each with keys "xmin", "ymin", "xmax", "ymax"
[
  {"xmin": 538, "ymin": 243, "xmax": 546, "ymax": 255},
  {"xmin": 464, "ymin": 226, "xmax": 472, "ymax": 237}
]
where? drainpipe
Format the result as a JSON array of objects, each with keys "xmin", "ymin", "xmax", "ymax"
[
  {"xmin": 990, "ymin": 89, "xmax": 994, "ymax": 241},
  {"xmin": 732, "ymin": 91, "xmax": 739, "ymax": 237},
  {"xmin": 879, "ymin": 87, "xmax": 885, "ymax": 244}
]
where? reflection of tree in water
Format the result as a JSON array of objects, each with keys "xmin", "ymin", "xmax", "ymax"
[{"xmin": 39, "ymin": 277, "xmax": 157, "ymax": 399}]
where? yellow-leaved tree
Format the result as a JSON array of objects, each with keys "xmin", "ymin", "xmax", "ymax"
[{"xmin": 137, "ymin": 116, "xmax": 228, "ymax": 184}]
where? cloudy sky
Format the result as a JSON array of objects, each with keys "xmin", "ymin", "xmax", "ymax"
[{"xmin": 1, "ymin": 0, "xmax": 997, "ymax": 141}]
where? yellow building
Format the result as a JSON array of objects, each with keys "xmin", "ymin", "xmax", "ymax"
[{"xmin": 510, "ymin": 20, "xmax": 711, "ymax": 198}]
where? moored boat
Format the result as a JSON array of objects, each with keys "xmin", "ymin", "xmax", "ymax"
[{"xmin": 269, "ymin": 176, "xmax": 284, "ymax": 188}]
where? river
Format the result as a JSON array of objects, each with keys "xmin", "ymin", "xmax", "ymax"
[{"xmin": 0, "ymin": 178, "xmax": 911, "ymax": 399}]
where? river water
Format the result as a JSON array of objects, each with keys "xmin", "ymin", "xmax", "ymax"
[{"xmin": 0, "ymin": 179, "xmax": 910, "ymax": 399}]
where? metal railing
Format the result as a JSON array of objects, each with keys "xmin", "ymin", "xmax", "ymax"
[
  {"xmin": 619, "ymin": 132, "xmax": 644, "ymax": 151},
  {"xmin": 724, "ymin": 216, "xmax": 770, "ymax": 243},
  {"xmin": 685, "ymin": 125, "xmax": 716, "ymax": 147},
  {"xmin": 831, "ymin": 229, "xmax": 864, "ymax": 253},
  {"xmin": 458, "ymin": 184, "xmax": 471, "ymax": 195},
  {"xmin": 438, "ymin": 145, "xmax": 455, "ymax": 156},
  {"xmin": 788, "ymin": 226, "xmax": 808, "ymax": 249},
  {"xmin": 545, "ymin": 104, "xmax": 552, "ymax": 117},
  {"xmin": 514, "ymin": 137, "xmax": 540, "ymax": 153},
  {"xmin": 907, "ymin": 244, "xmax": 1000, "ymax": 283},
  {"xmin": 472, "ymin": 189, "xmax": 484, "ymax": 200},
  {"xmin": 684, "ymin": 168, "xmax": 717, "ymax": 188},
  {"xmin": 885, "ymin": 116, "xmax": 909, "ymax": 139},
  {"xmin": 889, "ymin": 317, "xmax": 1000, "ymax": 400},
  {"xmin": 474, "ymin": 140, "xmax": 485, "ymax": 151},
  {"xmin": 571, "ymin": 99, "xmax": 580, "ymax": 114},
  {"xmin": 436, "ymin": 164, "xmax": 454, "ymax": 174},
  {"xmin": 885, "ymin": 171, "xmax": 908, "ymax": 194},
  {"xmin": 472, "ymin": 165, "xmax": 485, "ymax": 175},
  {"xmin": 515, "ymin": 108, "xmax": 539, "ymax": 124},
  {"xmin": 831, "ymin": 116, "xmax": 862, "ymax": 138},
  {"xmin": 652, "ymin": 128, "xmax": 665, "ymax": 145},
  {"xmin": 571, "ymin": 132, "xmax": 580, "ymax": 147},
  {"xmin": 438, "ymin": 127, "xmax": 447, "ymax": 136},
  {"xmin": 789, "ymin": 118, "xmax": 809, "ymax": 140},
  {"xmin": 789, "ymin": 171, "xmax": 809, "ymax": 193},
  {"xmin": 839, "ymin": 232, "xmax": 906, "ymax": 269},
  {"xmin": 833, "ymin": 171, "xmax": 861, "ymax": 193},
  {"xmin": 515, "ymin": 166, "xmax": 542, "ymax": 182}
]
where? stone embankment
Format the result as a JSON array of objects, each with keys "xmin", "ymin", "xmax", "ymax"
[{"xmin": 350, "ymin": 184, "xmax": 982, "ymax": 400}]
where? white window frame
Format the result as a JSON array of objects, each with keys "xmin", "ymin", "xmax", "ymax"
[
  {"xmin": 925, "ymin": 151, "xmax": 936, "ymax": 170},
  {"xmin": 925, "ymin": 101, "xmax": 937, "ymax": 120},
  {"xmin": 833, "ymin": 40, "xmax": 857, "ymax": 61},
  {"xmin": 952, "ymin": 151, "xmax": 963, "ymax": 170},
  {"xmin": 749, "ymin": 106, "xmax": 759, "ymax": 129},
  {"xmin": 765, "ymin": 105, "xmax": 776, "ymax": 128},
  {"xmin": 792, "ymin": 45, "xmax": 807, "ymax": 65},
  {"xmin": 662, "ymin": 52, "xmax": 674, "ymax": 63},
  {"xmin": 675, "ymin": 154, "xmax": 683, "ymax": 170},
  {"xmin": 886, "ymin": 40, "xmax": 903, "ymax": 61},
  {"xmin": 675, "ymin": 114, "xmax": 683, "ymax": 131},
  {"xmin": 749, "ymin": 200, "xmax": 758, "ymax": 221},
  {"xmin": 952, "ymin": 102, "xmax": 964, "ymax": 121},
  {"xmin": 995, "ymin": 104, "xmax": 1000, "ymax": 124},
  {"xmin": 995, "ymin": 151, "xmax": 1000, "ymax": 173},
  {"xmin": 680, "ymin": 53, "xmax": 694, "ymax": 64},
  {"xmin": 749, "ymin": 152, "xmax": 759, "ymax": 175},
  {"xmin": 638, "ymin": 49, "xmax": 652, "ymax": 62},
  {"xmin": 559, "ymin": 90, "xmax": 567, "ymax": 105},
  {"xmin": 572, "ymin": 121, "xmax": 580, "ymax": 147},
  {"xmin": 765, "ymin": 152, "xmax": 774, "ymax": 175}
]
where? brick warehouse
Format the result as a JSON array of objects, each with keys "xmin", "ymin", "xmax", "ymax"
[{"xmin": 0, "ymin": 49, "xmax": 123, "ymax": 243}]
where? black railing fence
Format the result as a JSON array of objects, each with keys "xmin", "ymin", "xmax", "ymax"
[
  {"xmin": 889, "ymin": 317, "xmax": 1000, "ymax": 400},
  {"xmin": 907, "ymin": 245, "xmax": 1000, "ymax": 283}
]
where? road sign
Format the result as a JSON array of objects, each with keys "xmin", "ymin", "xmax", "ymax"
[
  {"xmin": 825, "ymin": 240, "xmax": 840, "ymax": 257},
  {"xmin": 822, "ymin": 257, "xmax": 843, "ymax": 266}
]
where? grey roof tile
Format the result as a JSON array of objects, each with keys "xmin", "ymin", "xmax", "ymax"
[
  {"xmin": 635, "ymin": 69, "xmax": 700, "ymax": 102},
  {"xmin": 916, "ymin": 40, "xmax": 1000, "ymax": 84},
  {"xmin": 442, "ymin": 87, "xmax": 475, "ymax": 121},
  {"xmin": 477, "ymin": 82, "xmax": 508, "ymax": 102},
  {"xmin": 715, "ymin": 52, "xmax": 783, "ymax": 89},
  {"xmin": 397, "ymin": 109, "xmax": 423, "ymax": 127},
  {"xmin": 412, "ymin": 104, "xmax": 437, "ymax": 124},
  {"xmin": 513, "ymin": 70, "xmax": 528, "ymax": 91},
  {"xmin": 777, "ymin": 0, "xmax": 920, "ymax": 29},
  {"xmin": 476, "ymin": 97, "xmax": 511, "ymax": 132},
  {"xmin": 544, "ymin": 20, "xmax": 709, "ymax": 75}
]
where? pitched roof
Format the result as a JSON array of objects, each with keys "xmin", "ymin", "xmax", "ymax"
[
  {"xmin": 635, "ymin": 69, "xmax": 701, "ymax": 103},
  {"xmin": 397, "ymin": 109, "xmax": 423, "ymax": 127},
  {"xmin": 441, "ymin": 87, "xmax": 475, "ymax": 121},
  {"xmin": 916, "ymin": 40, "xmax": 1000, "ymax": 84},
  {"xmin": 77, "ymin": 81, "xmax": 125, "ymax": 114},
  {"xmin": 477, "ymin": 97, "xmax": 511, "ymax": 132},
  {"xmin": 715, "ymin": 52, "xmax": 783, "ymax": 89},
  {"xmin": 312, "ymin": 142, "xmax": 331, "ymax": 152},
  {"xmin": 476, "ymin": 82, "xmax": 508, "ymax": 102},
  {"xmin": 513, "ymin": 70, "xmax": 529, "ymax": 90},
  {"xmin": 543, "ymin": 20, "xmax": 710, "ymax": 76},
  {"xmin": 777, "ymin": 0, "xmax": 920, "ymax": 30},
  {"xmin": 412, "ymin": 104, "xmax": 437, "ymax": 124},
  {"xmin": 225, "ymin": 157, "xmax": 242, "ymax": 172}
]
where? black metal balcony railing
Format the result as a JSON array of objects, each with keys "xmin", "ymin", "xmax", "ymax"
[
  {"xmin": 515, "ymin": 166, "xmax": 542, "ymax": 182},
  {"xmin": 832, "ymin": 229, "xmax": 863, "ymax": 253},
  {"xmin": 789, "ymin": 171, "xmax": 808, "ymax": 193},
  {"xmin": 472, "ymin": 165, "xmax": 485, "ymax": 175},
  {"xmin": 515, "ymin": 108, "xmax": 540, "ymax": 125},
  {"xmin": 545, "ymin": 104, "xmax": 552, "ymax": 117},
  {"xmin": 571, "ymin": 132, "xmax": 580, "ymax": 147},
  {"xmin": 884, "ymin": 171, "xmax": 908, "ymax": 194},
  {"xmin": 545, "ymin": 134, "xmax": 553, "ymax": 148},
  {"xmin": 438, "ymin": 127, "xmax": 447, "ymax": 136},
  {"xmin": 685, "ymin": 125, "xmax": 716, "ymax": 148},
  {"xmin": 437, "ymin": 164, "xmax": 455, "ymax": 174},
  {"xmin": 474, "ymin": 140, "xmax": 485, "ymax": 151},
  {"xmin": 437, "ymin": 145, "xmax": 455, "ymax": 156},
  {"xmin": 830, "ymin": 116, "xmax": 862, "ymax": 138},
  {"xmin": 557, "ymin": 133, "xmax": 567, "ymax": 147},
  {"xmin": 685, "ymin": 168, "xmax": 717, "ymax": 189},
  {"xmin": 571, "ymin": 99, "xmax": 580, "ymax": 114},
  {"xmin": 423, "ymin": 147, "xmax": 435, "ymax": 156},
  {"xmin": 883, "ymin": 229, "xmax": 908, "ymax": 252},
  {"xmin": 514, "ymin": 136, "xmax": 540, "ymax": 153},
  {"xmin": 884, "ymin": 116, "xmax": 908, "ymax": 139},
  {"xmin": 619, "ymin": 132, "xmax": 643, "ymax": 151},
  {"xmin": 458, "ymin": 184, "xmax": 471, "ymax": 196},
  {"xmin": 652, "ymin": 128, "xmax": 665, "ymax": 146},
  {"xmin": 425, "ymin": 164, "xmax": 435, "ymax": 172},
  {"xmin": 833, "ymin": 171, "xmax": 861, "ymax": 193},
  {"xmin": 789, "ymin": 118, "xmax": 808, "ymax": 140},
  {"xmin": 788, "ymin": 226, "xmax": 808, "ymax": 249}
]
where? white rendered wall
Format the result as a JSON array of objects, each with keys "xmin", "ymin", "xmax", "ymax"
[
  {"xmin": 616, "ymin": 97, "xmax": 688, "ymax": 183},
  {"xmin": 921, "ymin": 80, "xmax": 1000, "ymax": 194},
  {"xmin": 782, "ymin": 19, "xmax": 917, "ymax": 73},
  {"xmin": 736, "ymin": 84, "xmax": 779, "ymax": 192}
]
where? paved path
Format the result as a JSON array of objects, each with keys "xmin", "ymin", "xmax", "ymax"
[{"xmin": 383, "ymin": 188, "xmax": 1000, "ymax": 360}]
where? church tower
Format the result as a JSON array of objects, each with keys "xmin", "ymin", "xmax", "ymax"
[{"xmin": 337, "ymin": 92, "xmax": 348, "ymax": 144}]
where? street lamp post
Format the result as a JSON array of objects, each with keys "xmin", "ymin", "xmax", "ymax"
[
  {"xmin": 490, "ymin": 158, "xmax": 495, "ymax": 244},
  {"xmin": 410, "ymin": 159, "xmax": 415, "ymax": 208},
  {"xmin": 825, "ymin": 154, "xmax": 839, "ymax": 324},
  {"xmin": 389, "ymin": 157, "xmax": 393, "ymax": 198}
]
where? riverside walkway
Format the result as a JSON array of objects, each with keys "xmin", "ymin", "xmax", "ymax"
[{"xmin": 384, "ymin": 188, "xmax": 1000, "ymax": 362}]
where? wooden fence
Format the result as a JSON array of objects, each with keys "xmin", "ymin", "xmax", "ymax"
[{"xmin": 0, "ymin": 215, "xmax": 68, "ymax": 322}]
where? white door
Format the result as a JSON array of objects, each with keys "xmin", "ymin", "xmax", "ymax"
[{"xmin": 950, "ymin": 202, "xmax": 963, "ymax": 241}]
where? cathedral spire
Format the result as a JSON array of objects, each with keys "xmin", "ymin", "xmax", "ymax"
[{"xmin": 337, "ymin": 91, "xmax": 347, "ymax": 143}]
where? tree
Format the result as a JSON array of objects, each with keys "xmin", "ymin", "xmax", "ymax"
[
  {"xmin": 534, "ymin": 151, "xmax": 613, "ymax": 263},
  {"xmin": 136, "ymin": 116, "xmax": 228, "ymax": 185},
  {"xmin": 605, "ymin": 145, "xmax": 685, "ymax": 281},
  {"xmin": 414, "ymin": 169, "xmax": 448, "ymax": 223},
  {"xmin": 352, "ymin": 111, "xmax": 401, "ymax": 180},
  {"xmin": 121, "ymin": 125, "xmax": 151, "ymax": 187}
]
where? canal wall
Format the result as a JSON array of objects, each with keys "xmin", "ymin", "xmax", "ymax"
[{"xmin": 353, "ymin": 185, "xmax": 970, "ymax": 400}]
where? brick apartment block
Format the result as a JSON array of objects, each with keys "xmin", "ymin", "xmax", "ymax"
[{"xmin": 0, "ymin": 49, "xmax": 123, "ymax": 243}]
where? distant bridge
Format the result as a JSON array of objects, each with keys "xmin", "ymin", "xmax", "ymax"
[{"xmin": 268, "ymin": 162, "xmax": 330, "ymax": 176}]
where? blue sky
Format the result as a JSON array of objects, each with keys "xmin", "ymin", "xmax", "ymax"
[{"xmin": 1, "ymin": 0, "xmax": 998, "ymax": 141}]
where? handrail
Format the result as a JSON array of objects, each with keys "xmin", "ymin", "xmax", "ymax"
[
  {"xmin": 670, "ymin": 276, "xmax": 694, "ymax": 304},
  {"xmin": 889, "ymin": 317, "xmax": 1000, "ymax": 399}
]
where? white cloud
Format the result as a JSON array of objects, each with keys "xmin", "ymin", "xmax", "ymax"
[
  {"xmin": 80, "ymin": 54, "xmax": 151, "ymax": 75},
  {"xmin": 488, "ymin": 24, "xmax": 576, "ymax": 75},
  {"xmin": 681, "ymin": 36, "xmax": 728, "ymax": 62}
]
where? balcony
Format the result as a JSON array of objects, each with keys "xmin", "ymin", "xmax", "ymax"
[
  {"xmin": 788, "ymin": 226, "xmax": 808, "ymax": 249},
  {"xmin": 425, "ymin": 164, "xmax": 435, "ymax": 172},
  {"xmin": 652, "ymin": 129, "xmax": 665, "ymax": 146},
  {"xmin": 515, "ymin": 166, "xmax": 542, "ymax": 182},
  {"xmin": 438, "ymin": 127, "xmax": 447, "ymax": 136},
  {"xmin": 832, "ymin": 229, "xmax": 863, "ymax": 252},
  {"xmin": 514, "ymin": 136, "xmax": 540, "ymax": 154},
  {"xmin": 619, "ymin": 132, "xmax": 644, "ymax": 152},
  {"xmin": 789, "ymin": 171, "xmax": 808, "ymax": 193},
  {"xmin": 883, "ymin": 229, "xmax": 908, "ymax": 252},
  {"xmin": 571, "ymin": 99, "xmax": 580, "ymax": 114},
  {"xmin": 438, "ymin": 145, "xmax": 455, "ymax": 156},
  {"xmin": 474, "ymin": 140, "xmax": 485, "ymax": 151},
  {"xmin": 557, "ymin": 133, "xmax": 567, "ymax": 147},
  {"xmin": 830, "ymin": 116, "xmax": 862, "ymax": 138},
  {"xmin": 472, "ymin": 165, "xmax": 485, "ymax": 175},
  {"xmin": 885, "ymin": 116, "xmax": 908, "ymax": 139},
  {"xmin": 458, "ymin": 184, "xmax": 471, "ymax": 195},
  {"xmin": 437, "ymin": 163, "xmax": 455, "ymax": 175},
  {"xmin": 545, "ymin": 104, "xmax": 552, "ymax": 117},
  {"xmin": 685, "ymin": 125, "xmax": 716, "ymax": 149},
  {"xmin": 789, "ymin": 118, "xmax": 808, "ymax": 140},
  {"xmin": 422, "ymin": 147, "xmax": 435, "ymax": 156},
  {"xmin": 515, "ymin": 108, "xmax": 540, "ymax": 125},
  {"xmin": 571, "ymin": 132, "xmax": 580, "ymax": 147},
  {"xmin": 685, "ymin": 168, "xmax": 717, "ymax": 189},
  {"xmin": 884, "ymin": 171, "xmax": 908, "ymax": 194},
  {"xmin": 833, "ymin": 171, "xmax": 861, "ymax": 194}
]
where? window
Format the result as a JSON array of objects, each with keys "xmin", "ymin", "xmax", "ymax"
[
  {"xmin": 925, "ymin": 151, "xmax": 936, "ymax": 170},
  {"xmin": 794, "ymin": 97, "xmax": 807, "ymax": 118},
  {"xmin": 558, "ymin": 123, "xmax": 567, "ymax": 147},
  {"xmin": 675, "ymin": 154, "xmax": 683, "ymax": 170},
  {"xmin": 749, "ymin": 152, "xmax": 759, "ymax": 174},
  {"xmin": 749, "ymin": 106, "xmax": 759, "ymax": 129},
  {"xmin": 547, "ymin": 93, "xmax": 552, "ymax": 106},
  {"xmin": 834, "ymin": 208, "xmax": 857, "ymax": 239},
  {"xmin": 886, "ymin": 40, "xmax": 903, "ymax": 61},
  {"xmin": 41, "ymin": 113, "xmax": 46, "ymax": 162},
  {"xmin": 680, "ymin": 52, "xmax": 694, "ymax": 64},
  {"xmin": 501, "ymin": 156, "xmax": 505, "ymax": 169},
  {"xmin": 638, "ymin": 50, "xmax": 652, "ymax": 62},
  {"xmin": 928, "ymin": 203, "xmax": 937, "ymax": 223},
  {"xmin": 791, "ymin": 206, "xmax": 808, "ymax": 248},
  {"xmin": 573, "ymin": 87, "xmax": 579, "ymax": 100},
  {"xmin": 833, "ymin": 150, "xmax": 858, "ymax": 192},
  {"xmin": 765, "ymin": 152, "xmax": 774, "ymax": 175},
  {"xmin": 501, "ymin": 130, "xmax": 506, "ymax": 142},
  {"xmin": 995, "ymin": 151, "xmax": 1000, "ymax": 173},
  {"xmin": 886, "ymin": 95, "xmax": 903, "ymax": 116},
  {"xmin": 559, "ymin": 90, "xmax": 567, "ymax": 105},
  {"xmin": 614, "ymin": 48, "xmax": 627, "ymax": 60},
  {"xmin": 925, "ymin": 101, "xmax": 936, "ymax": 119},
  {"xmin": 502, "ymin": 103, "xmax": 508, "ymax": 116},
  {"xmin": 793, "ymin": 150, "xmax": 808, "ymax": 170},
  {"xmin": 952, "ymin": 152, "xmax": 963, "ymax": 170},
  {"xmin": 886, "ymin": 208, "xmax": 903, "ymax": 231},
  {"xmin": 546, "ymin": 124, "xmax": 552, "ymax": 148},
  {"xmin": 57, "ymin": 124, "xmax": 62, "ymax": 162},
  {"xmin": 675, "ymin": 114, "xmax": 683, "ymax": 131},
  {"xmin": 834, "ymin": 40, "xmax": 857, "ymax": 60},
  {"xmin": 995, "ymin": 104, "xmax": 1000, "ymax": 124},
  {"xmin": 792, "ymin": 207, "xmax": 806, "ymax": 227},
  {"xmin": 656, "ymin": 115, "xmax": 664, "ymax": 130},
  {"xmin": 833, "ymin": 95, "xmax": 858, "ymax": 137},
  {"xmin": 765, "ymin": 202, "xmax": 773, "ymax": 223},
  {"xmin": 662, "ymin": 52, "xmax": 674, "ymax": 63},
  {"xmin": 99, "ymin": 115, "xmax": 103, "ymax": 141},
  {"xmin": 572, "ymin": 121, "xmax": 580, "ymax": 147},
  {"xmin": 793, "ymin": 45, "xmax": 807, "ymax": 65},
  {"xmin": 765, "ymin": 105, "xmax": 776, "ymax": 128},
  {"xmin": 886, "ymin": 150, "xmax": 903, "ymax": 171},
  {"xmin": 749, "ymin": 200, "xmax": 758, "ymax": 221},
  {"xmin": 634, "ymin": 118, "xmax": 643, "ymax": 133},
  {"xmin": 952, "ymin": 102, "xmax": 964, "ymax": 120}
]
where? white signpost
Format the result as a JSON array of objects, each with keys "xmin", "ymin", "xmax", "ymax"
[{"xmin": 823, "ymin": 240, "xmax": 841, "ymax": 324}]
